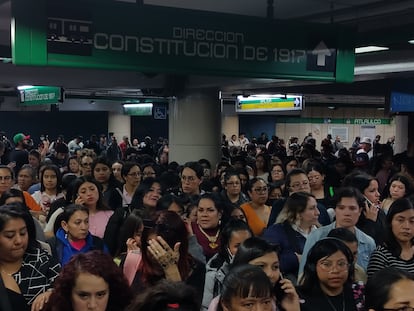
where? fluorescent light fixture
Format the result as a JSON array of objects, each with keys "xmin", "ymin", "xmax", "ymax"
[
  {"xmin": 409, "ymin": 39, "xmax": 414, "ymax": 44},
  {"xmin": 123, "ymin": 103, "xmax": 153, "ymax": 108},
  {"xmin": 355, "ymin": 61, "xmax": 414, "ymax": 75},
  {"xmin": 0, "ymin": 57, "xmax": 12, "ymax": 63},
  {"xmin": 17, "ymin": 85, "xmax": 34, "ymax": 90},
  {"xmin": 247, "ymin": 94, "xmax": 285, "ymax": 98},
  {"xmin": 355, "ymin": 46, "xmax": 389, "ymax": 54}
]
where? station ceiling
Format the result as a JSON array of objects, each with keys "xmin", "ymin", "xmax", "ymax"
[{"xmin": 1, "ymin": 0, "xmax": 414, "ymax": 108}]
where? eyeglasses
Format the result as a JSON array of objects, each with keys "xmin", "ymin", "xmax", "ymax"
[
  {"xmin": 128, "ymin": 172, "xmax": 142, "ymax": 177},
  {"xmin": 226, "ymin": 182, "xmax": 241, "ymax": 186},
  {"xmin": 318, "ymin": 260, "xmax": 350, "ymax": 272},
  {"xmin": 0, "ymin": 176, "xmax": 12, "ymax": 181},
  {"xmin": 81, "ymin": 162, "xmax": 92, "ymax": 167},
  {"xmin": 290, "ymin": 181, "xmax": 309, "ymax": 189},
  {"xmin": 181, "ymin": 175, "xmax": 197, "ymax": 183},
  {"xmin": 383, "ymin": 307, "xmax": 414, "ymax": 311},
  {"xmin": 253, "ymin": 186, "xmax": 268, "ymax": 193}
]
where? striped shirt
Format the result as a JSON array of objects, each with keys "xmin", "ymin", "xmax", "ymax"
[{"xmin": 367, "ymin": 245, "xmax": 414, "ymax": 278}]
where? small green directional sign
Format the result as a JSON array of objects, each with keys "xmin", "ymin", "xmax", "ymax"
[{"xmin": 18, "ymin": 85, "xmax": 63, "ymax": 106}]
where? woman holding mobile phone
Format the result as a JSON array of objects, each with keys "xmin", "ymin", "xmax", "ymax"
[
  {"xmin": 342, "ymin": 172, "xmax": 386, "ymax": 245},
  {"xmin": 218, "ymin": 265, "xmax": 276, "ymax": 311},
  {"xmin": 207, "ymin": 237, "xmax": 300, "ymax": 311}
]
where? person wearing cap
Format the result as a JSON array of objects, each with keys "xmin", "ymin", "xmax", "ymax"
[
  {"xmin": 357, "ymin": 136, "xmax": 373, "ymax": 158},
  {"xmin": 9, "ymin": 132, "xmax": 30, "ymax": 176}
]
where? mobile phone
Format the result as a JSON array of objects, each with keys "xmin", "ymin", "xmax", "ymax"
[
  {"xmin": 364, "ymin": 196, "xmax": 379, "ymax": 209},
  {"xmin": 274, "ymin": 273, "xmax": 285, "ymax": 302}
]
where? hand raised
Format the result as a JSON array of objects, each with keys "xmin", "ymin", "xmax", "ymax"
[{"xmin": 148, "ymin": 235, "xmax": 180, "ymax": 269}]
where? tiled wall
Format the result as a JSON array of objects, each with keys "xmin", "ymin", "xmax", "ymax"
[{"xmin": 222, "ymin": 106, "xmax": 404, "ymax": 152}]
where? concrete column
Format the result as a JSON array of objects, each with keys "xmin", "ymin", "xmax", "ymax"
[
  {"xmin": 169, "ymin": 88, "xmax": 221, "ymax": 166},
  {"xmin": 394, "ymin": 115, "xmax": 408, "ymax": 154},
  {"xmin": 108, "ymin": 112, "xmax": 131, "ymax": 140}
]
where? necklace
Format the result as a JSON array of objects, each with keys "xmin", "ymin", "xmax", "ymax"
[
  {"xmin": 324, "ymin": 291, "xmax": 345, "ymax": 311},
  {"xmin": 198, "ymin": 225, "xmax": 220, "ymax": 249}
]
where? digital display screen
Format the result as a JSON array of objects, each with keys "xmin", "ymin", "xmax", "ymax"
[
  {"xmin": 390, "ymin": 91, "xmax": 414, "ymax": 113},
  {"xmin": 236, "ymin": 94, "xmax": 303, "ymax": 113}
]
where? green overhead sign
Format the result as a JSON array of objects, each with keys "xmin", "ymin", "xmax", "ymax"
[
  {"xmin": 12, "ymin": 0, "xmax": 355, "ymax": 82},
  {"xmin": 18, "ymin": 86, "xmax": 63, "ymax": 106}
]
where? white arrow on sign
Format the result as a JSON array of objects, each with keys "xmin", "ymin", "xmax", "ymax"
[{"xmin": 312, "ymin": 41, "xmax": 332, "ymax": 66}]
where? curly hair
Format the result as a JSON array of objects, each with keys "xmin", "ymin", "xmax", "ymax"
[{"xmin": 44, "ymin": 250, "xmax": 132, "ymax": 311}]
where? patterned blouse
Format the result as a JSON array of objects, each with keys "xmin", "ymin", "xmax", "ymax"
[{"xmin": 11, "ymin": 247, "xmax": 61, "ymax": 305}]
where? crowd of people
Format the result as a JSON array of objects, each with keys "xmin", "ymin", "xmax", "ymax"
[{"xmin": 0, "ymin": 129, "xmax": 413, "ymax": 311}]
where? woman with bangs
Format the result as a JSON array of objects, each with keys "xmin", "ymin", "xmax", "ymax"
[
  {"xmin": 131, "ymin": 210, "xmax": 206, "ymax": 302},
  {"xmin": 208, "ymin": 237, "xmax": 300, "ymax": 311},
  {"xmin": 0, "ymin": 203, "xmax": 60, "ymax": 311},
  {"xmin": 218, "ymin": 265, "xmax": 275, "ymax": 311},
  {"xmin": 31, "ymin": 164, "xmax": 64, "ymax": 226},
  {"xmin": 297, "ymin": 238, "xmax": 364, "ymax": 311}
]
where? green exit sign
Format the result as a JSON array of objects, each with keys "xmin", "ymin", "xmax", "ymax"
[
  {"xmin": 12, "ymin": 0, "xmax": 355, "ymax": 82},
  {"xmin": 18, "ymin": 86, "xmax": 63, "ymax": 106}
]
